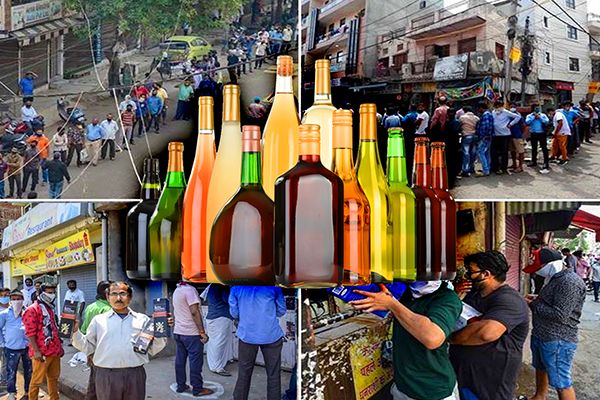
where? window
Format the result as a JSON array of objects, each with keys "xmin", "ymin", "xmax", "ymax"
[
  {"xmin": 328, "ymin": 24, "xmax": 334, "ymax": 32},
  {"xmin": 544, "ymin": 52, "xmax": 551, "ymax": 64},
  {"xmin": 397, "ymin": 43, "xmax": 404, "ymax": 52},
  {"xmin": 336, "ymin": 51, "xmax": 346, "ymax": 63},
  {"xmin": 565, "ymin": 0, "xmax": 575, "ymax": 9},
  {"xmin": 393, "ymin": 53, "xmax": 408, "ymax": 66},
  {"xmin": 434, "ymin": 44, "xmax": 450, "ymax": 57},
  {"xmin": 382, "ymin": 48, "xmax": 389, "ymax": 56},
  {"xmin": 567, "ymin": 25, "xmax": 578, "ymax": 40},
  {"xmin": 420, "ymin": 1, "xmax": 427, "ymax": 9},
  {"xmin": 543, "ymin": 16, "xmax": 549, "ymax": 28},
  {"xmin": 339, "ymin": 18, "xmax": 346, "ymax": 27},
  {"xmin": 569, "ymin": 57, "xmax": 580, "ymax": 71},
  {"xmin": 495, "ymin": 43, "xmax": 505, "ymax": 60},
  {"xmin": 458, "ymin": 37, "xmax": 477, "ymax": 53}
]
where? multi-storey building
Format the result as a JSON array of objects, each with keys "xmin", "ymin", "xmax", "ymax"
[{"xmin": 590, "ymin": 13, "xmax": 600, "ymax": 84}]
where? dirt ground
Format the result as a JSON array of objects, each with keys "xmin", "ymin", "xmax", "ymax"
[{"xmin": 516, "ymin": 293, "xmax": 600, "ymax": 400}]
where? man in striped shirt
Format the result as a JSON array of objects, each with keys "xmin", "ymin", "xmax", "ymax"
[{"xmin": 120, "ymin": 105, "xmax": 136, "ymax": 147}]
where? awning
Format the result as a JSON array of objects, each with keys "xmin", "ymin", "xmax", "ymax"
[
  {"xmin": 571, "ymin": 210, "xmax": 600, "ymax": 242},
  {"xmin": 507, "ymin": 202, "xmax": 582, "ymax": 216},
  {"xmin": 10, "ymin": 17, "xmax": 82, "ymax": 46}
]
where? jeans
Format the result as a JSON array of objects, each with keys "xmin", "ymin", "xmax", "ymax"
[
  {"xmin": 42, "ymin": 167, "xmax": 48, "ymax": 183},
  {"xmin": 101, "ymin": 139, "xmax": 115, "ymax": 160},
  {"xmin": 255, "ymin": 58, "xmax": 264, "ymax": 69},
  {"xmin": 149, "ymin": 114, "xmax": 160, "ymax": 132},
  {"xmin": 477, "ymin": 137, "xmax": 492, "ymax": 175},
  {"xmin": 593, "ymin": 281, "xmax": 600, "ymax": 301},
  {"xmin": 22, "ymin": 168, "xmax": 39, "ymax": 191},
  {"xmin": 175, "ymin": 100, "xmax": 190, "ymax": 120},
  {"xmin": 234, "ymin": 338, "xmax": 282, "ymax": 400},
  {"xmin": 134, "ymin": 117, "xmax": 147, "ymax": 136},
  {"xmin": 49, "ymin": 181, "xmax": 64, "ymax": 199},
  {"xmin": 174, "ymin": 334, "xmax": 205, "ymax": 393},
  {"xmin": 0, "ymin": 347, "xmax": 5, "ymax": 384},
  {"xmin": 530, "ymin": 336, "xmax": 576, "ymax": 389},
  {"xmin": 491, "ymin": 135, "xmax": 511, "ymax": 172},
  {"xmin": 5, "ymin": 348, "xmax": 31, "ymax": 394},
  {"xmin": 461, "ymin": 135, "xmax": 477, "ymax": 173},
  {"xmin": 530, "ymin": 132, "xmax": 549, "ymax": 167},
  {"xmin": 0, "ymin": 181, "xmax": 5, "ymax": 198}
]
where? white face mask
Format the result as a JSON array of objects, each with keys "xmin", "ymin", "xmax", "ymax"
[
  {"xmin": 10, "ymin": 300, "xmax": 23, "ymax": 316},
  {"xmin": 40, "ymin": 292, "xmax": 56, "ymax": 304},
  {"xmin": 536, "ymin": 259, "xmax": 563, "ymax": 284},
  {"xmin": 409, "ymin": 281, "xmax": 442, "ymax": 298}
]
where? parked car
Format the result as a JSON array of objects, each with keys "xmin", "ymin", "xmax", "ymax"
[{"xmin": 159, "ymin": 36, "xmax": 212, "ymax": 66}]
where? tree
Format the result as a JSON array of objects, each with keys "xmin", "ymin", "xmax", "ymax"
[{"xmin": 64, "ymin": 0, "xmax": 246, "ymax": 89}]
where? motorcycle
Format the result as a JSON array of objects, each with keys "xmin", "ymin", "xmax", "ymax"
[
  {"xmin": 1, "ymin": 121, "xmax": 27, "ymax": 154},
  {"xmin": 57, "ymin": 97, "xmax": 86, "ymax": 124}
]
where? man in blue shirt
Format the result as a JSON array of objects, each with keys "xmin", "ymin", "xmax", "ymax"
[
  {"xmin": 0, "ymin": 289, "xmax": 31, "ymax": 400},
  {"xmin": 525, "ymin": 105, "xmax": 550, "ymax": 173},
  {"xmin": 18, "ymin": 71, "xmax": 37, "ymax": 102},
  {"xmin": 229, "ymin": 286, "xmax": 286, "ymax": 400},
  {"xmin": 491, "ymin": 100, "xmax": 521, "ymax": 175},
  {"xmin": 476, "ymin": 102, "xmax": 495, "ymax": 176},
  {"xmin": 85, "ymin": 118, "xmax": 104, "ymax": 166}
]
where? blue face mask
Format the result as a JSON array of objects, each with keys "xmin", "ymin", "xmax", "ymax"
[{"xmin": 0, "ymin": 297, "xmax": 10, "ymax": 305}]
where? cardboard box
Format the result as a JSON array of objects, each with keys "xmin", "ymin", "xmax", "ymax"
[
  {"xmin": 59, "ymin": 300, "xmax": 78, "ymax": 339},
  {"xmin": 152, "ymin": 298, "xmax": 171, "ymax": 338}
]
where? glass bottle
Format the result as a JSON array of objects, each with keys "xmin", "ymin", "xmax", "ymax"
[
  {"xmin": 262, "ymin": 55, "xmax": 300, "ymax": 199},
  {"xmin": 331, "ymin": 109, "xmax": 370, "ymax": 285},
  {"xmin": 411, "ymin": 137, "xmax": 442, "ymax": 281},
  {"xmin": 149, "ymin": 143, "xmax": 186, "ymax": 281},
  {"xmin": 205, "ymin": 84, "xmax": 242, "ymax": 283},
  {"xmin": 182, "ymin": 96, "xmax": 216, "ymax": 282},
  {"xmin": 275, "ymin": 124, "xmax": 343, "ymax": 288},
  {"xmin": 302, "ymin": 59, "xmax": 336, "ymax": 170},
  {"xmin": 126, "ymin": 158, "xmax": 161, "ymax": 280},
  {"xmin": 386, "ymin": 128, "xmax": 417, "ymax": 281},
  {"xmin": 431, "ymin": 142, "xmax": 457, "ymax": 280},
  {"xmin": 210, "ymin": 126, "xmax": 275, "ymax": 285},
  {"xmin": 355, "ymin": 104, "xmax": 392, "ymax": 283}
]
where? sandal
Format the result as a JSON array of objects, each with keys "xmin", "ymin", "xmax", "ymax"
[{"xmin": 193, "ymin": 388, "xmax": 215, "ymax": 397}]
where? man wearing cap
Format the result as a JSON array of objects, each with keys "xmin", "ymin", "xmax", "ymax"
[
  {"xmin": 449, "ymin": 251, "xmax": 529, "ymax": 400},
  {"xmin": 523, "ymin": 248, "xmax": 585, "ymax": 400},
  {"xmin": 0, "ymin": 289, "xmax": 31, "ymax": 400},
  {"xmin": 85, "ymin": 118, "xmax": 104, "ymax": 166},
  {"xmin": 22, "ymin": 283, "xmax": 62, "ymax": 400}
]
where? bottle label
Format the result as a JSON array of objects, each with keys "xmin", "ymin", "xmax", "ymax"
[
  {"xmin": 198, "ymin": 129, "xmax": 214, "ymax": 135},
  {"xmin": 143, "ymin": 183, "xmax": 160, "ymax": 189}
]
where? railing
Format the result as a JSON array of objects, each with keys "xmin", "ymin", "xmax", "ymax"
[
  {"xmin": 411, "ymin": 59, "xmax": 436, "ymax": 74},
  {"xmin": 589, "ymin": 13, "xmax": 600, "ymax": 22},
  {"xmin": 315, "ymin": 25, "xmax": 349, "ymax": 46},
  {"xmin": 321, "ymin": 0, "xmax": 345, "ymax": 14}
]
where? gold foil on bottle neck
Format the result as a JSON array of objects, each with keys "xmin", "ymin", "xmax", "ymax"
[
  {"xmin": 198, "ymin": 96, "xmax": 214, "ymax": 130},
  {"xmin": 167, "ymin": 142, "xmax": 184, "ymax": 172},
  {"xmin": 359, "ymin": 103, "xmax": 377, "ymax": 140},
  {"xmin": 223, "ymin": 84, "xmax": 240, "ymax": 122},
  {"xmin": 277, "ymin": 56, "xmax": 294, "ymax": 77},
  {"xmin": 315, "ymin": 59, "xmax": 331, "ymax": 95},
  {"xmin": 298, "ymin": 124, "xmax": 320, "ymax": 156},
  {"xmin": 242, "ymin": 125, "xmax": 261, "ymax": 152},
  {"xmin": 332, "ymin": 109, "xmax": 353, "ymax": 149}
]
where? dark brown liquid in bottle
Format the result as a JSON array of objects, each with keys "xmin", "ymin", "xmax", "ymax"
[
  {"xmin": 431, "ymin": 142, "xmax": 457, "ymax": 280},
  {"xmin": 275, "ymin": 154, "xmax": 344, "ymax": 287},
  {"xmin": 411, "ymin": 139, "xmax": 442, "ymax": 280}
]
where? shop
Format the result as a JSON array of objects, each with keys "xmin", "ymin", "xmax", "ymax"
[{"xmin": 538, "ymin": 80, "xmax": 575, "ymax": 107}]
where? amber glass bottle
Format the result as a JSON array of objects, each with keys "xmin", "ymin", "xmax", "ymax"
[
  {"xmin": 274, "ymin": 124, "xmax": 343, "ymax": 287},
  {"xmin": 431, "ymin": 142, "xmax": 457, "ymax": 280},
  {"xmin": 411, "ymin": 137, "xmax": 442, "ymax": 280},
  {"xmin": 209, "ymin": 126, "xmax": 275, "ymax": 285}
]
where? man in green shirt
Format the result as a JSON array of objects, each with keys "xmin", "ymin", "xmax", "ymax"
[
  {"xmin": 174, "ymin": 79, "xmax": 194, "ymax": 121},
  {"xmin": 80, "ymin": 280, "xmax": 112, "ymax": 400},
  {"xmin": 352, "ymin": 282, "xmax": 462, "ymax": 400}
]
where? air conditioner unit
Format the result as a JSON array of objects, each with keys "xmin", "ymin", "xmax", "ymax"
[{"xmin": 402, "ymin": 64, "xmax": 412, "ymax": 76}]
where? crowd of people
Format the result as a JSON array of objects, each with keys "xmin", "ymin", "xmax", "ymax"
[
  {"xmin": 0, "ymin": 278, "xmax": 295, "ymax": 400},
  {"xmin": 379, "ymin": 97, "xmax": 600, "ymax": 189},
  {"xmin": 350, "ymin": 247, "xmax": 588, "ymax": 400}
]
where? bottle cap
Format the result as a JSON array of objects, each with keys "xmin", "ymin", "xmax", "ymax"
[
  {"xmin": 277, "ymin": 56, "xmax": 294, "ymax": 77},
  {"xmin": 332, "ymin": 109, "xmax": 353, "ymax": 149},
  {"xmin": 168, "ymin": 142, "xmax": 184, "ymax": 152},
  {"xmin": 223, "ymin": 85, "xmax": 240, "ymax": 122},
  {"xmin": 167, "ymin": 142, "xmax": 184, "ymax": 172},
  {"xmin": 359, "ymin": 104, "xmax": 377, "ymax": 140},
  {"xmin": 298, "ymin": 124, "xmax": 320, "ymax": 156},
  {"xmin": 431, "ymin": 141, "xmax": 445, "ymax": 148},
  {"xmin": 198, "ymin": 96, "xmax": 214, "ymax": 131},
  {"xmin": 242, "ymin": 125, "xmax": 261, "ymax": 152},
  {"xmin": 315, "ymin": 59, "xmax": 331, "ymax": 95}
]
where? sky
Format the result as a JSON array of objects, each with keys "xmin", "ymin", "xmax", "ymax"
[
  {"xmin": 579, "ymin": 205, "xmax": 600, "ymax": 217},
  {"xmin": 589, "ymin": 1, "xmax": 600, "ymax": 14}
]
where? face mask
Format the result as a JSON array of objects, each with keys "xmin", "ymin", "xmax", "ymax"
[
  {"xmin": 409, "ymin": 281, "xmax": 442, "ymax": 298},
  {"xmin": 10, "ymin": 300, "xmax": 23, "ymax": 316},
  {"xmin": 0, "ymin": 297, "xmax": 9, "ymax": 305},
  {"xmin": 40, "ymin": 292, "xmax": 56, "ymax": 304},
  {"xmin": 536, "ymin": 260, "xmax": 563, "ymax": 284},
  {"xmin": 510, "ymin": 108, "xmax": 517, "ymax": 113}
]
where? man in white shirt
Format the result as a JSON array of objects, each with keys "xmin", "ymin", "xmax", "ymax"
[
  {"xmin": 591, "ymin": 258, "xmax": 600, "ymax": 302},
  {"xmin": 20, "ymin": 100, "xmax": 38, "ymax": 124},
  {"xmin": 548, "ymin": 108, "xmax": 571, "ymax": 165},
  {"xmin": 22, "ymin": 278, "xmax": 36, "ymax": 307},
  {"xmin": 64, "ymin": 280, "xmax": 86, "ymax": 322},
  {"xmin": 72, "ymin": 281, "xmax": 169, "ymax": 400},
  {"xmin": 99, "ymin": 114, "xmax": 119, "ymax": 160},
  {"xmin": 415, "ymin": 103, "xmax": 429, "ymax": 135},
  {"xmin": 118, "ymin": 95, "xmax": 137, "ymax": 113}
]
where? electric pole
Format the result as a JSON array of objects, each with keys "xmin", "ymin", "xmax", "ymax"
[
  {"xmin": 519, "ymin": 16, "xmax": 534, "ymax": 105},
  {"xmin": 503, "ymin": 0, "xmax": 519, "ymax": 106}
]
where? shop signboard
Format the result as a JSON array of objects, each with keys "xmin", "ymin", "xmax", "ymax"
[
  {"xmin": 2, "ymin": 203, "xmax": 84, "ymax": 250},
  {"xmin": 588, "ymin": 81, "xmax": 600, "ymax": 94},
  {"xmin": 11, "ymin": 230, "xmax": 95, "ymax": 276},
  {"xmin": 349, "ymin": 330, "xmax": 393, "ymax": 400},
  {"xmin": 11, "ymin": 0, "xmax": 62, "ymax": 31},
  {"xmin": 433, "ymin": 53, "xmax": 469, "ymax": 82}
]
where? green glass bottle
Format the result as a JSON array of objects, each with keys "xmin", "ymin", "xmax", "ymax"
[
  {"xmin": 387, "ymin": 128, "xmax": 417, "ymax": 281},
  {"xmin": 149, "ymin": 142, "xmax": 186, "ymax": 281}
]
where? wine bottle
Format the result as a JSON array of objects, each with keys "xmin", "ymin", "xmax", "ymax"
[
  {"xmin": 302, "ymin": 59, "xmax": 336, "ymax": 169},
  {"xmin": 386, "ymin": 128, "xmax": 417, "ymax": 281},
  {"xmin": 431, "ymin": 142, "xmax": 457, "ymax": 280},
  {"xmin": 205, "ymin": 84, "xmax": 242, "ymax": 283},
  {"xmin": 210, "ymin": 126, "xmax": 275, "ymax": 285},
  {"xmin": 331, "ymin": 109, "xmax": 370, "ymax": 285},
  {"xmin": 275, "ymin": 124, "xmax": 343, "ymax": 287},
  {"xmin": 126, "ymin": 158, "xmax": 161, "ymax": 280},
  {"xmin": 262, "ymin": 55, "xmax": 300, "ymax": 199},
  {"xmin": 355, "ymin": 104, "xmax": 392, "ymax": 283},
  {"xmin": 182, "ymin": 96, "xmax": 216, "ymax": 282},
  {"xmin": 149, "ymin": 143, "xmax": 186, "ymax": 281},
  {"xmin": 411, "ymin": 137, "xmax": 442, "ymax": 281}
]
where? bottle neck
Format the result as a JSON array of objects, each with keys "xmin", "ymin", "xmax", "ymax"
[
  {"xmin": 314, "ymin": 62, "xmax": 332, "ymax": 105},
  {"xmin": 332, "ymin": 147, "xmax": 355, "ymax": 179},
  {"xmin": 300, "ymin": 154, "xmax": 321, "ymax": 163},
  {"xmin": 358, "ymin": 138, "xmax": 383, "ymax": 166},
  {"xmin": 241, "ymin": 152, "xmax": 262, "ymax": 186},
  {"xmin": 413, "ymin": 144, "xmax": 430, "ymax": 187},
  {"xmin": 275, "ymin": 75, "xmax": 293, "ymax": 94},
  {"xmin": 431, "ymin": 149, "xmax": 448, "ymax": 190},
  {"xmin": 387, "ymin": 135, "xmax": 408, "ymax": 185},
  {"xmin": 166, "ymin": 152, "xmax": 186, "ymax": 188},
  {"xmin": 141, "ymin": 174, "xmax": 161, "ymax": 200}
]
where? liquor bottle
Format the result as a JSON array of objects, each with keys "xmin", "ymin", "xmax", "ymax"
[
  {"xmin": 205, "ymin": 84, "xmax": 242, "ymax": 283},
  {"xmin": 355, "ymin": 104, "xmax": 392, "ymax": 283},
  {"xmin": 411, "ymin": 137, "xmax": 442, "ymax": 281},
  {"xmin": 149, "ymin": 143, "xmax": 186, "ymax": 281},
  {"xmin": 262, "ymin": 55, "xmax": 299, "ymax": 199},
  {"xmin": 302, "ymin": 59, "xmax": 336, "ymax": 170},
  {"xmin": 431, "ymin": 142, "xmax": 457, "ymax": 280},
  {"xmin": 182, "ymin": 96, "xmax": 216, "ymax": 282},
  {"xmin": 210, "ymin": 126, "xmax": 275, "ymax": 285},
  {"xmin": 126, "ymin": 158, "xmax": 161, "ymax": 280},
  {"xmin": 275, "ymin": 124, "xmax": 343, "ymax": 287},
  {"xmin": 386, "ymin": 128, "xmax": 417, "ymax": 281},
  {"xmin": 331, "ymin": 109, "xmax": 370, "ymax": 285}
]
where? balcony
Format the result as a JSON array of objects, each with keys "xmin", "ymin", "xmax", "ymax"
[
  {"xmin": 311, "ymin": 25, "xmax": 349, "ymax": 51},
  {"xmin": 590, "ymin": 13, "xmax": 600, "ymax": 34},
  {"xmin": 407, "ymin": 0, "xmax": 488, "ymax": 40},
  {"xmin": 591, "ymin": 42, "xmax": 600, "ymax": 59},
  {"xmin": 317, "ymin": 0, "xmax": 365, "ymax": 25}
]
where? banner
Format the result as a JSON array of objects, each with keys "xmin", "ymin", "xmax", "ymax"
[
  {"xmin": 349, "ymin": 330, "xmax": 393, "ymax": 400},
  {"xmin": 11, "ymin": 230, "xmax": 95, "ymax": 276},
  {"xmin": 437, "ymin": 81, "xmax": 497, "ymax": 102},
  {"xmin": 510, "ymin": 47, "xmax": 521, "ymax": 63},
  {"xmin": 588, "ymin": 81, "xmax": 600, "ymax": 94},
  {"xmin": 11, "ymin": 0, "xmax": 62, "ymax": 31},
  {"xmin": 433, "ymin": 53, "xmax": 469, "ymax": 81}
]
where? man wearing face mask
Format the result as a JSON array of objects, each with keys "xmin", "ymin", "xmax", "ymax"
[
  {"xmin": 448, "ymin": 251, "xmax": 529, "ymax": 400},
  {"xmin": 22, "ymin": 283, "xmax": 62, "ymax": 400},
  {"xmin": 0, "ymin": 288, "xmax": 10, "ymax": 389},
  {"xmin": 522, "ymin": 248, "xmax": 585, "ymax": 400},
  {"xmin": 525, "ymin": 105, "xmax": 550, "ymax": 173},
  {"xmin": 22, "ymin": 279, "xmax": 36, "ymax": 307},
  {"xmin": 351, "ymin": 282, "xmax": 462, "ymax": 400},
  {"xmin": 0, "ymin": 289, "xmax": 31, "ymax": 400}
]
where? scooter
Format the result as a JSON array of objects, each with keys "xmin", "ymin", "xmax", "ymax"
[
  {"xmin": 1, "ymin": 121, "xmax": 27, "ymax": 154},
  {"xmin": 57, "ymin": 97, "xmax": 86, "ymax": 124}
]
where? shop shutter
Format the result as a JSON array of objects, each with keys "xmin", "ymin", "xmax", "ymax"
[
  {"xmin": 58, "ymin": 266, "xmax": 97, "ymax": 307},
  {"xmin": 21, "ymin": 40, "xmax": 49, "ymax": 87},
  {"xmin": 505, "ymin": 215, "xmax": 522, "ymax": 291},
  {"xmin": 0, "ymin": 40, "xmax": 20, "ymax": 98}
]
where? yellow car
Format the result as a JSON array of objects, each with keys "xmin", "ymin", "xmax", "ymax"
[{"xmin": 159, "ymin": 36, "xmax": 212, "ymax": 64}]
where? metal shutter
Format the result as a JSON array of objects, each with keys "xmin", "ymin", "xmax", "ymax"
[
  {"xmin": 21, "ymin": 40, "xmax": 49, "ymax": 87},
  {"xmin": 505, "ymin": 215, "xmax": 522, "ymax": 291},
  {"xmin": 0, "ymin": 40, "xmax": 20, "ymax": 98},
  {"xmin": 58, "ymin": 266, "xmax": 97, "ymax": 306}
]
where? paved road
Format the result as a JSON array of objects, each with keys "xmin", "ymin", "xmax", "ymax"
[{"xmin": 451, "ymin": 138, "xmax": 600, "ymax": 200}]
